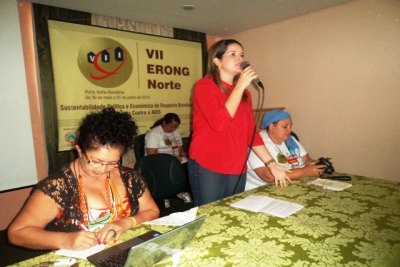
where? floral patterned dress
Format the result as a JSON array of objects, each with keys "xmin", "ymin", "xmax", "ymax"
[{"xmin": 35, "ymin": 164, "xmax": 146, "ymax": 232}]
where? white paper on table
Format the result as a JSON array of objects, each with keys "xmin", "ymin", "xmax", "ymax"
[
  {"xmin": 55, "ymin": 243, "xmax": 107, "ymax": 259},
  {"xmin": 307, "ymin": 178, "xmax": 352, "ymax": 191},
  {"xmin": 180, "ymin": 156, "xmax": 188, "ymax": 164},
  {"xmin": 144, "ymin": 207, "xmax": 198, "ymax": 226},
  {"xmin": 231, "ymin": 195, "xmax": 303, "ymax": 218},
  {"xmin": 154, "ymin": 249, "xmax": 184, "ymax": 267},
  {"xmin": 171, "ymin": 250, "xmax": 183, "ymax": 267}
]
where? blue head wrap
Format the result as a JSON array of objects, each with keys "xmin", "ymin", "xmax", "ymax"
[
  {"xmin": 261, "ymin": 110, "xmax": 291, "ymax": 129},
  {"xmin": 261, "ymin": 110, "xmax": 298, "ymax": 154}
]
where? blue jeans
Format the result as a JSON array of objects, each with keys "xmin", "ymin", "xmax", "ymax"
[{"xmin": 188, "ymin": 159, "xmax": 246, "ymax": 206}]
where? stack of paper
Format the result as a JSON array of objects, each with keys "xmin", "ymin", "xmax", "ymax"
[
  {"xmin": 56, "ymin": 244, "xmax": 107, "ymax": 259},
  {"xmin": 308, "ymin": 178, "xmax": 352, "ymax": 191},
  {"xmin": 144, "ymin": 207, "xmax": 198, "ymax": 226},
  {"xmin": 230, "ymin": 195, "xmax": 303, "ymax": 218}
]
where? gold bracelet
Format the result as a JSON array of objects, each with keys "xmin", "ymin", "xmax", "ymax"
[
  {"xmin": 128, "ymin": 216, "xmax": 137, "ymax": 228},
  {"xmin": 264, "ymin": 158, "xmax": 275, "ymax": 167}
]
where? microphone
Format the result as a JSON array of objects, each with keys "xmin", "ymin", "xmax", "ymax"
[{"xmin": 240, "ymin": 61, "xmax": 264, "ymax": 90}]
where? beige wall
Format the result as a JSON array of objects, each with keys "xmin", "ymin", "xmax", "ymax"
[
  {"xmin": 1, "ymin": 0, "xmax": 399, "ymax": 231},
  {"xmin": 228, "ymin": 0, "xmax": 400, "ymax": 182}
]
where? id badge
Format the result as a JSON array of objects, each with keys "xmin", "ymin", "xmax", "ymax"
[{"xmin": 287, "ymin": 155, "xmax": 298, "ymax": 164}]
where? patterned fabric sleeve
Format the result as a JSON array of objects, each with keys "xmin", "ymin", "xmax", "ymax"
[
  {"xmin": 34, "ymin": 165, "xmax": 81, "ymax": 232},
  {"xmin": 34, "ymin": 165, "xmax": 148, "ymax": 231}
]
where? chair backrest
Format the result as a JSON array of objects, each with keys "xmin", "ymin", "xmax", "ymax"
[
  {"xmin": 134, "ymin": 154, "xmax": 189, "ymax": 200},
  {"xmin": 133, "ymin": 134, "xmax": 146, "ymax": 161},
  {"xmin": 290, "ymin": 131, "xmax": 300, "ymax": 141}
]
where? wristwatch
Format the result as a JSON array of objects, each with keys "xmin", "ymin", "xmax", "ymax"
[{"xmin": 264, "ymin": 158, "xmax": 275, "ymax": 167}]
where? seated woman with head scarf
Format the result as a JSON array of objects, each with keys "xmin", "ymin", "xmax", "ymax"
[{"xmin": 246, "ymin": 110, "xmax": 326, "ymax": 190}]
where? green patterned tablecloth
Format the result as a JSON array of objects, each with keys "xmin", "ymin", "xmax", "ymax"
[{"xmin": 12, "ymin": 175, "xmax": 400, "ymax": 266}]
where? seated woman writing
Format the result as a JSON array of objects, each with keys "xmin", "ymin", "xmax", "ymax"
[
  {"xmin": 246, "ymin": 110, "xmax": 326, "ymax": 190},
  {"xmin": 8, "ymin": 108, "xmax": 159, "ymax": 250},
  {"xmin": 145, "ymin": 113, "xmax": 185, "ymax": 161}
]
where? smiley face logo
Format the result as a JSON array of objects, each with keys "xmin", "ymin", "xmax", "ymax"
[
  {"xmin": 65, "ymin": 132, "xmax": 77, "ymax": 146},
  {"xmin": 78, "ymin": 37, "xmax": 133, "ymax": 88}
]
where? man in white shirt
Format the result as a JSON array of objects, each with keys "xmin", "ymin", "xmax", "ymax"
[{"xmin": 246, "ymin": 110, "xmax": 325, "ymax": 191}]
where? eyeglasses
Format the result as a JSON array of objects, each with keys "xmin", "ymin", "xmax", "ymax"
[{"xmin": 84, "ymin": 154, "xmax": 120, "ymax": 169}]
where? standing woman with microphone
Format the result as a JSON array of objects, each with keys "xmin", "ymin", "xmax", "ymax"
[{"xmin": 188, "ymin": 39, "xmax": 290, "ymax": 206}]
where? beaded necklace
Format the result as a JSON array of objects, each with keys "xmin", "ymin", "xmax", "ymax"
[
  {"xmin": 162, "ymin": 129, "xmax": 180, "ymax": 157},
  {"xmin": 273, "ymin": 141, "xmax": 300, "ymax": 167},
  {"xmin": 163, "ymin": 132, "xmax": 176, "ymax": 147},
  {"xmin": 273, "ymin": 142, "xmax": 289, "ymax": 164},
  {"xmin": 75, "ymin": 160, "xmax": 120, "ymax": 228}
]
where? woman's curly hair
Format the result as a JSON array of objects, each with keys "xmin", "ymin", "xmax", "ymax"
[{"xmin": 76, "ymin": 107, "xmax": 137, "ymax": 153}]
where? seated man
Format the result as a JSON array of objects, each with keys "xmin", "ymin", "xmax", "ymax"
[{"xmin": 246, "ymin": 110, "xmax": 325, "ymax": 190}]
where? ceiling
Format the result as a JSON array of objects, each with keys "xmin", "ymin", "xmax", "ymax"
[{"xmin": 27, "ymin": 0, "xmax": 353, "ymax": 36}]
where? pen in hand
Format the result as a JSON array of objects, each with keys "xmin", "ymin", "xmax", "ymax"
[
  {"xmin": 76, "ymin": 220, "xmax": 89, "ymax": 231},
  {"xmin": 75, "ymin": 220, "xmax": 102, "ymax": 246}
]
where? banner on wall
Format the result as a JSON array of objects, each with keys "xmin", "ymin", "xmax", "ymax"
[{"xmin": 48, "ymin": 20, "xmax": 202, "ymax": 151}]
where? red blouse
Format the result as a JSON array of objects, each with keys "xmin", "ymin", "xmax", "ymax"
[{"xmin": 189, "ymin": 76, "xmax": 263, "ymax": 174}]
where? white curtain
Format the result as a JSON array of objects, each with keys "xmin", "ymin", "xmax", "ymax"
[{"xmin": 91, "ymin": 14, "xmax": 174, "ymax": 37}]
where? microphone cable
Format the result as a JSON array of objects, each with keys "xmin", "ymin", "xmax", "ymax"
[{"xmin": 232, "ymin": 83, "xmax": 265, "ymax": 195}]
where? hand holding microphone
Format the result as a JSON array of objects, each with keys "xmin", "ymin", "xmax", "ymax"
[{"xmin": 240, "ymin": 61, "xmax": 264, "ymax": 90}]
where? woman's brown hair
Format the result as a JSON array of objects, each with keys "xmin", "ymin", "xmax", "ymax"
[{"xmin": 207, "ymin": 39, "xmax": 247, "ymax": 101}]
